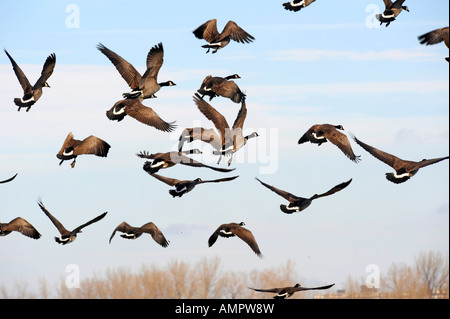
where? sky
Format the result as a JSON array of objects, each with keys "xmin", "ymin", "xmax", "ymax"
[{"xmin": 0, "ymin": 0, "xmax": 448, "ymax": 296}]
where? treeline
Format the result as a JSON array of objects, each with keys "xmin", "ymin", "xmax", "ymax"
[{"xmin": 1, "ymin": 251, "xmax": 448, "ymax": 299}]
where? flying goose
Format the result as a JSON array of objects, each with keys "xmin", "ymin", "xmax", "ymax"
[
  {"xmin": 109, "ymin": 221, "xmax": 169, "ymax": 247},
  {"xmin": 352, "ymin": 134, "xmax": 449, "ymax": 184},
  {"xmin": 256, "ymin": 177, "xmax": 352, "ymax": 214},
  {"xmin": 0, "ymin": 217, "xmax": 41, "ymax": 239},
  {"xmin": 418, "ymin": 27, "xmax": 449, "ymax": 62},
  {"xmin": 37, "ymin": 199, "xmax": 107, "ymax": 245},
  {"xmin": 249, "ymin": 283, "xmax": 335, "ymax": 299},
  {"xmin": 193, "ymin": 19, "xmax": 255, "ymax": 54},
  {"xmin": 193, "ymin": 93, "xmax": 259, "ymax": 166},
  {"xmin": 208, "ymin": 222, "xmax": 263, "ymax": 258},
  {"xmin": 106, "ymin": 98, "xmax": 177, "ymax": 132},
  {"xmin": 137, "ymin": 149, "xmax": 235, "ymax": 174},
  {"xmin": 0, "ymin": 173, "xmax": 18, "ymax": 184},
  {"xmin": 57, "ymin": 132, "xmax": 111, "ymax": 168},
  {"xmin": 298, "ymin": 124, "xmax": 361, "ymax": 163},
  {"xmin": 376, "ymin": 0, "xmax": 409, "ymax": 27},
  {"xmin": 283, "ymin": 0, "xmax": 316, "ymax": 12},
  {"xmin": 197, "ymin": 74, "xmax": 246, "ymax": 104},
  {"xmin": 148, "ymin": 173, "xmax": 239, "ymax": 198},
  {"xmin": 178, "ymin": 127, "xmax": 223, "ymax": 157},
  {"xmin": 4, "ymin": 49, "xmax": 56, "ymax": 112},
  {"xmin": 97, "ymin": 42, "xmax": 176, "ymax": 100}
]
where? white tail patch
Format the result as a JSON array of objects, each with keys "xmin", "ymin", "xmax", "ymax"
[
  {"xmin": 63, "ymin": 150, "xmax": 74, "ymax": 156},
  {"xmin": 21, "ymin": 96, "xmax": 35, "ymax": 103},
  {"xmin": 312, "ymin": 133, "xmax": 325, "ymax": 140},
  {"xmin": 151, "ymin": 161, "xmax": 166, "ymax": 169},
  {"xmin": 291, "ymin": 0, "xmax": 305, "ymax": 7}
]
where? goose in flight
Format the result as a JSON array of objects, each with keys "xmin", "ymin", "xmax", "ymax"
[
  {"xmin": 249, "ymin": 283, "xmax": 335, "ymax": 299},
  {"xmin": 37, "ymin": 199, "xmax": 107, "ymax": 245},
  {"xmin": 197, "ymin": 74, "xmax": 245, "ymax": 104},
  {"xmin": 376, "ymin": 0, "xmax": 409, "ymax": 27},
  {"xmin": 0, "ymin": 217, "xmax": 41, "ymax": 240},
  {"xmin": 282, "ymin": 0, "xmax": 316, "ymax": 12},
  {"xmin": 193, "ymin": 19, "xmax": 255, "ymax": 54},
  {"xmin": 109, "ymin": 221, "xmax": 169, "ymax": 247},
  {"xmin": 97, "ymin": 42, "xmax": 175, "ymax": 100},
  {"xmin": 256, "ymin": 177, "xmax": 352, "ymax": 214},
  {"xmin": 4, "ymin": 49, "xmax": 56, "ymax": 112},
  {"xmin": 0, "ymin": 173, "xmax": 18, "ymax": 184}
]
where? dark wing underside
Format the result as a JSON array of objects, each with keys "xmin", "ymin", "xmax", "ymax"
[{"xmin": 255, "ymin": 177, "xmax": 300, "ymax": 203}]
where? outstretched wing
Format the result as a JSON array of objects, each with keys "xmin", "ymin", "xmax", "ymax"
[
  {"xmin": 4, "ymin": 49, "xmax": 33, "ymax": 94},
  {"xmin": 311, "ymin": 179, "xmax": 352, "ymax": 200},
  {"xmin": 193, "ymin": 19, "xmax": 220, "ymax": 42},
  {"xmin": 0, "ymin": 173, "xmax": 18, "ymax": 184},
  {"xmin": 194, "ymin": 93, "xmax": 229, "ymax": 139},
  {"xmin": 109, "ymin": 221, "xmax": 133, "ymax": 243},
  {"xmin": 294, "ymin": 283, "xmax": 335, "ymax": 292},
  {"xmin": 97, "ymin": 43, "xmax": 142, "ymax": 89},
  {"xmin": 351, "ymin": 134, "xmax": 401, "ymax": 169},
  {"xmin": 198, "ymin": 175, "xmax": 239, "ymax": 184},
  {"xmin": 140, "ymin": 222, "xmax": 169, "ymax": 248},
  {"xmin": 75, "ymin": 136, "xmax": 111, "ymax": 157},
  {"xmin": 33, "ymin": 53, "xmax": 56, "ymax": 89},
  {"xmin": 221, "ymin": 21, "xmax": 255, "ymax": 44},
  {"xmin": 248, "ymin": 287, "xmax": 282, "ymax": 293},
  {"xmin": 255, "ymin": 177, "xmax": 299, "ymax": 202},
  {"xmin": 72, "ymin": 212, "xmax": 107, "ymax": 234},
  {"xmin": 232, "ymin": 226, "xmax": 263, "ymax": 257},
  {"xmin": 323, "ymin": 130, "xmax": 360, "ymax": 163},
  {"xmin": 123, "ymin": 99, "xmax": 177, "ymax": 132},
  {"xmin": 4, "ymin": 217, "xmax": 41, "ymax": 239},
  {"xmin": 37, "ymin": 199, "xmax": 68, "ymax": 235},
  {"xmin": 149, "ymin": 173, "xmax": 180, "ymax": 186}
]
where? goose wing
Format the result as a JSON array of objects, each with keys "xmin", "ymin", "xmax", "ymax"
[
  {"xmin": 352, "ymin": 134, "xmax": 401, "ymax": 169},
  {"xmin": 37, "ymin": 199, "xmax": 69, "ymax": 236},
  {"xmin": 4, "ymin": 217, "xmax": 41, "ymax": 239},
  {"xmin": 143, "ymin": 42, "xmax": 164, "ymax": 80},
  {"xmin": 293, "ymin": 283, "xmax": 335, "ymax": 292},
  {"xmin": 255, "ymin": 178, "xmax": 300, "ymax": 202},
  {"xmin": 122, "ymin": 99, "xmax": 176, "ymax": 132},
  {"xmin": 413, "ymin": 157, "xmax": 449, "ymax": 170},
  {"xmin": 310, "ymin": 179, "xmax": 352, "ymax": 200},
  {"xmin": 231, "ymin": 98, "xmax": 248, "ymax": 130},
  {"xmin": 248, "ymin": 287, "xmax": 282, "ymax": 293},
  {"xmin": 0, "ymin": 173, "xmax": 18, "ymax": 184},
  {"xmin": 197, "ymin": 175, "xmax": 239, "ymax": 184},
  {"xmin": 232, "ymin": 226, "xmax": 263, "ymax": 257},
  {"xmin": 140, "ymin": 222, "xmax": 169, "ymax": 247},
  {"xmin": 97, "ymin": 43, "xmax": 142, "ymax": 90},
  {"xmin": 418, "ymin": 27, "xmax": 449, "ymax": 47},
  {"xmin": 4, "ymin": 49, "xmax": 33, "ymax": 94},
  {"xmin": 194, "ymin": 93, "xmax": 229, "ymax": 140},
  {"xmin": 176, "ymin": 154, "xmax": 235, "ymax": 173},
  {"xmin": 178, "ymin": 128, "xmax": 223, "ymax": 152},
  {"xmin": 383, "ymin": 0, "xmax": 393, "ymax": 8},
  {"xmin": 210, "ymin": 80, "xmax": 243, "ymax": 103},
  {"xmin": 322, "ymin": 129, "xmax": 360, "ymax": 162},
  {"xmin": 220, "ymin": 21, "xmax": 255, "ymax": 44},
  {"xmin": 193, "ymin": 19, "xmax": 220, "ymax": 42},
  {"xmin": 74, "ymin": 136, "xmax": 111, "ymax": 157},
  {"xmin": 149, "ymin": 173, "xmax": 180, "ymax": 186},
  {"xmin": 109, "ymin": 221, "xmax": 133, "ymax": 243},
  {"xmin": 33, "ymin": 53, "xmax": 56, "ymax": 89},
  {"xmin": 72, "ymin": 212, "xmax": 107, "ymax": 234}
]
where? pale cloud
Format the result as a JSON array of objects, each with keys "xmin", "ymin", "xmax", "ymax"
[{"xmin": 269, "ymin": 47, "xmax": 444, "ymax": 62}]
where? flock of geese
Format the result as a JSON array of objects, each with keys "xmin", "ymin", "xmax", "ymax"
[{"xmin": 1, "ymin": 1, "xmax": 449, "ymax": 299}]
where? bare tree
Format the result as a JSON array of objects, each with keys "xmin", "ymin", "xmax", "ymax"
[{"xmin": 415, "ymin": 251, "xmax": 449, "ymax": 298}]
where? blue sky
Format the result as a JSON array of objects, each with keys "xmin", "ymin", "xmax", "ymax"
[{"xmin": 0, "ymin": 0, "xmax": 448, "ymax": 295}]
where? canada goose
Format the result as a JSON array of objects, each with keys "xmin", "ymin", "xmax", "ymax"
[
  {"xmin": 106, "ymin": 98, "xmax": 177, "ymax": 132},
  {"xmin": 37, "ymin": 199, "xmax": 107, "ymax": 245},
  {"xmin": 283, "ymin": 0, "xmax": 316, "ymax": 12},
  {"xmin": 298, "ymin": 124, "xmax": 361, "ymax": 163},
  {"xmin": 376, "ymin": 0, "xmax": 409, "ymax": 27},
  {"xmin": 178, "ymin": 127, "xmax": 223, "ymax": 156},
  {"xmin": 0, "ymin": 217, "xmax": 41, "ymax": 239},
  {"xmin": 4, "ymin": 49, "xmax": 56, "ymax": 112},
  {"xmin": 56, "ymin": 132, "xmax": 111, "ymax": 168},
  {"xmin": 148, "ymin": 173, "xmax": 239, "ymax": 198},
  {"xmin": 208, "ymin": 222, "xmax": 263, "ymax": 258},
  {"xmin": 256, "ymin": 177, "xmax": 352, "ymax": 214},
  {"xmin": 193, "ymin": 19, "xmax": 255, "ymax": 54},
  {"xmin": 197, "ymin": 74, "xmax": 245, "ymax": 104},
  {"xmin": 0, "ymin": 173, "xmax": 18, "ymax": 184},
  {"xmin": 193, "ymin": 93, "xmax": 259, "ymax": 166},
  {"xmin": 109, "ymin": 221, "xmax": 169, "ymax": 247},
  {"xmin": 418, "ymin": 27, "xmax": 449, "ymax": 62},
  {"xmin": 249, "ymin": 283, "xmax": 335, "ymax": 299},
  {"xmin": 97, "ymin": 42, "xmax": 176, "ymax": 100},
  {"xmin": 352, "ymin": 134, "xmax": 449, "ymax": 184},
  {"xmin": 137, "ymin": 149, "xmax": 235, "ymax": 174}
]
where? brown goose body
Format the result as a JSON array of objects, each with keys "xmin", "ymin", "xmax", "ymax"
[
  {"xmin": 37, "ymin": 199, "xmax": 107, "ymax": 245},
  {"xmin": 249, "ymin": 283, "xmax": 335, "ymax": 299},
  {"xmin": 256, "ymin": 178, "xmax": 352, "ymax": 214},
  {"xmin": 137, "ymin": 149, "xmax": 235, "ymax": 174},
  {"xmin": 376, "ymin": 0, "xmax": 409, "ymax": 27},
  {"xmin": 106, "ymin": 98, "xmax": 177, "ymax": 132},
  {"xmin": 0, "ymin": 217, "xmax": 41, "ymax": 239},
  {"xmin": 208, "ymin": 222, "xmax": 263, "ymax": 258},
  {"xmin": 109, "ymin": 221, "xmax": 169, "ymax": 247},
  {"xmin": 197, "ymin": 74, "xmax": 245, "ymax": 104},
  {"xmin": 298, "ymin": 124, "xmax": 360, "ymax": 163},
  {"xmin": 178, "ymin": 128, "xmax": 223, "ymax": 154},
  {"xmin": 56, "ymin": 132, "xmax": 111, "ymax": 168},
  {"xmin": 4, "ymin": 49, "xmax": 56, "ymax": 112},
  {"xmin": 97, "ymin": 42, "xmax": 175, "ymax": 100},
  {"xmin": 0, "ymin": 173, "xmax": 18, "ymax": 184},
  {"xmin": 193, "ymin": 19, "xmax": 255, "ymax": 53},
  {"xmin": 352, "ymin": 134, "xmax": 449, "ymax": 184},
  {"xmin": 282, "ymin": 0, "xmax": 316, "ymax": 12},
  {"xmin": 148, "ymin": 173, "xmax": 239, "ymax": 198},
  {"xmin": 418, "ymin": 27, "xmax": 449, "ymax": 61}
]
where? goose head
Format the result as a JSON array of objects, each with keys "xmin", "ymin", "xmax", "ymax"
[
  {"xmin": 402, "ymin": 6, "xmax": 409, "ymax": 12},
  {"xmin": 245, "ymin": 132, "xmax": 259, "ymax": 141},
  {"xmin": 160, "ymin": 81, "xmax": 176, "ymax": 87},
  {"xmin": 334, "ymin": 125, "xmax": 344, "ymax": 131},
  {"xmin": 225, "ymin": 74, "xmax": 241, "ymax": 80},
  {"xmin": 44, "ymin": 82, "xmax": 51, "ymax": 88}
]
